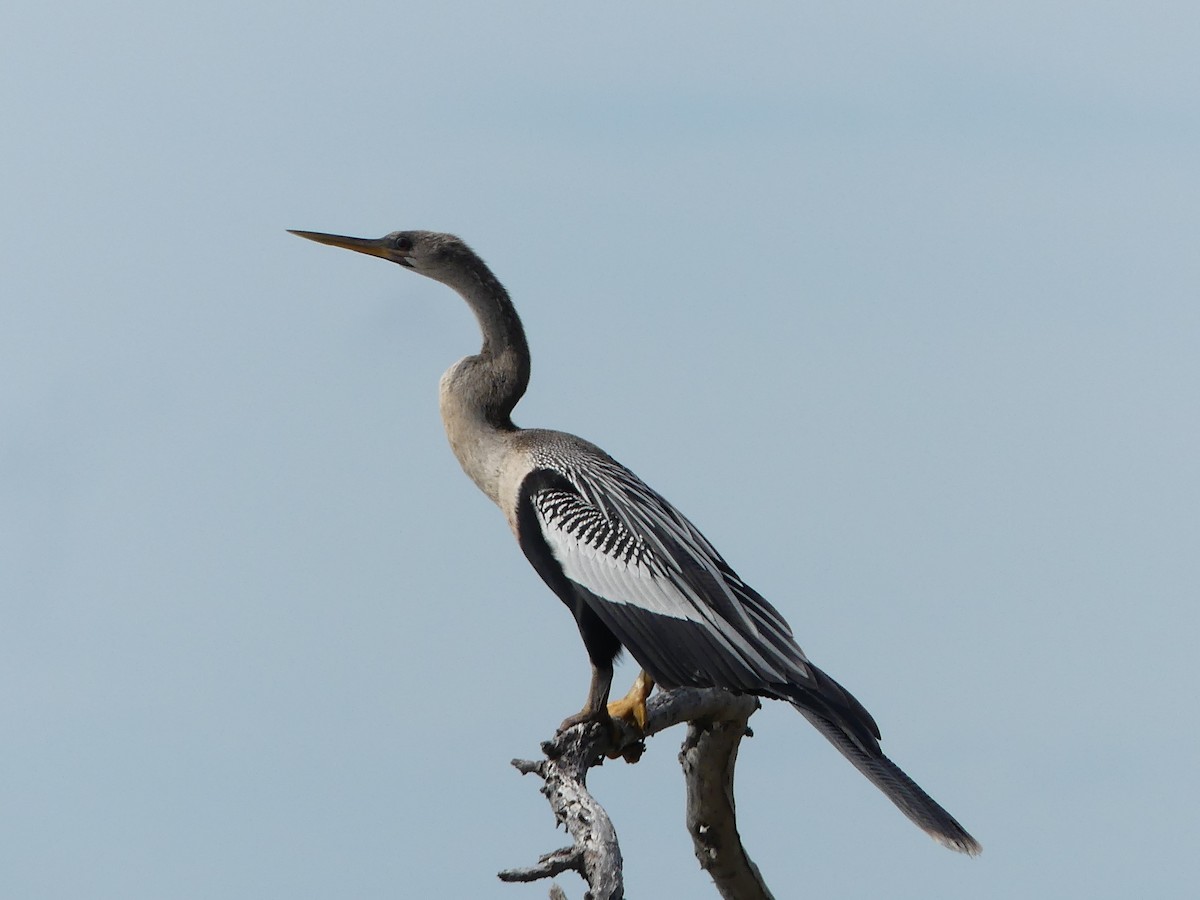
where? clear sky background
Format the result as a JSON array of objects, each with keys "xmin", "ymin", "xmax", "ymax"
[{"xmin": 3, "ymin": 3, "xmax": 1198, "ymax": 898}]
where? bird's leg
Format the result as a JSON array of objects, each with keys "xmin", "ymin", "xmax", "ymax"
[
  {"xmin": 557, "ymin": 661, "xmax": 614, "ymax": 732},
  {"xmin": 606, "ymin": 669, "xmax": 655, "ymax": 732}
]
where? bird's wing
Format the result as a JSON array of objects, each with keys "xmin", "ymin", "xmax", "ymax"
[{"xmin": 521, "ymin": 452, "xmax": 815, "ymax": 694}]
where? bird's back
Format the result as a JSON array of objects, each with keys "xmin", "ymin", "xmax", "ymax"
[{"xmin": 511, "ymin": 429, "xmax": 877, "ymax": 734}]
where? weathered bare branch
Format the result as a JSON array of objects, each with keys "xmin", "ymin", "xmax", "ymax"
[
  {"xmin": 500, "ymin": 723, "xmax": 624, "ymax": 899},
  {"xmin": 680, "ymin": 700, "xmax": 775, "ymax": 900},
  {"xmin": 500, "ymin": 686, "xmax": 769, "ymax": 899}
]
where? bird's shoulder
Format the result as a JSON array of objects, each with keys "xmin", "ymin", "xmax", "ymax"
[
  {"xmin": 513, "ymin": 428, "xmax": 673, "ymax": 514},
  {"xmin": 512, "ymin": 427, "xmax": 614, "ymax": 466},
  {"xmin": 511, "ymin": 428, "xmax": 723, "ymax": 569}
]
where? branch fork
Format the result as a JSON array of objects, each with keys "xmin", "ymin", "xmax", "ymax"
[{"xmin": 500, "ymin": 687, "xmax": 770, "ymax": 900}]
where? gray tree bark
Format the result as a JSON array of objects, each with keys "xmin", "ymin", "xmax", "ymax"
[{"xmin": 499, "ymin": 687, "xmax": 772, "ymax": 900}]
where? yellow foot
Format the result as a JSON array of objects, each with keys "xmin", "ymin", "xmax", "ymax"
[{"xmin": 605, "ymin": 670, "xmax": 655, "ymax": 732}]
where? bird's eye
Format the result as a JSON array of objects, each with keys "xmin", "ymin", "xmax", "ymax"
[{"xmin": 394, "ymin": 236, "xmax": 413, "ymax": 253}]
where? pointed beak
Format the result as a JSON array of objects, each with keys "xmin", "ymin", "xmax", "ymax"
[{"xmin": 288, "ymin": 230, "xmax": 407, "ymax": 264}]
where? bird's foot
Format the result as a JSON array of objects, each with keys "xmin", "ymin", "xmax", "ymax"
[
  {"xmin": 554, "ymin": 671, "xmax": 654, "ymax": 763},
  {"xmin": 605, "ymin": 670, "xmax": 655, "ymax": 732},
  {"xmin": 603, "ymin": 672, "xmax": 655, "ymax": 762},
  {"xmin": 556, "ymin": 662, "xmax": 615, "ymax": 735},
  {"xmin": 557, "ymin": 706, "xmax": 612, "ymax": 735},
  {"xmin": 606, "ymin": 692, "xmax": 647, "ymax": 733},
  {"xmin": 609, "ymin": 696, "xmax": 648, "ymax": 734},
  {"xmin": 555, "ymin": 706, "xmax": 643, "ymax": 762}
]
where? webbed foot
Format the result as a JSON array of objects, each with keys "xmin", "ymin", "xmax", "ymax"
[{"xmin": 605, "ymin": 670, "xmax": 655, "ymax": 732}]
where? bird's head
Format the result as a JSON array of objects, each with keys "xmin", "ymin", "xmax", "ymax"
[{"xmin": 288, "ymin": 229, "xmax": 479, "ymax": 287}]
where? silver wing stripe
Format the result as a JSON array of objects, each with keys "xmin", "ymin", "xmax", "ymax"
[
  {"xmin": 535, "ymin": 496, "xmax": 703, "ymax": 623},
  {"xmin": 533, "ymin": 489, "xmax": 795, "ymax": 682}
]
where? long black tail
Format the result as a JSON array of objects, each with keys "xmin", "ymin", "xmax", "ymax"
[{"xmin": 785, "ymin": 671, "xmax": 981, "ymax": 855}]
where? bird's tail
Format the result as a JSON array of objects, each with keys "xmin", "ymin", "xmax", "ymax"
[{"xmin": 784, "ymin": 670, "xmax": 981, "ymax": 855}]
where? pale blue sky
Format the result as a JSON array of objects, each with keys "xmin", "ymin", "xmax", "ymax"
[{"xmin": 3, "ymin": 3, "xmax": 1198, "ymax": 897}]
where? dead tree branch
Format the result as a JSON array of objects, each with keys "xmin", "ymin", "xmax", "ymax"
[
  {"xmin": 679, "ymin": 702, "xmax": 775, "ymax": 900},
  {"xmin": 499, "ymin": 687, "xmax": 768, "ymax": 899}
]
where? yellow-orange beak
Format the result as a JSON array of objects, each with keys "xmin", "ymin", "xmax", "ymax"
[{"xmin": 288, "ymin": 230, "xmax": 405, "ymax": 264}]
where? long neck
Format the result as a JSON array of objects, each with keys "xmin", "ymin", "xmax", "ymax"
[
  {"xmin": 457, "ymin": 263, "xmax": 530, "ymax": 422},
  {"xmin": 437, "ymin": 262, "xmax": 531, "ymax": 505}
]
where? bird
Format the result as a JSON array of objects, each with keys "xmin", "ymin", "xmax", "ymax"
[{"xmin": 289, "ymin": 227, "xmax": 980, "ymax": 855}]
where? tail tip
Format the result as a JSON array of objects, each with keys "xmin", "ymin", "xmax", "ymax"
[{"xmin": 935, "ymin": 832, "xmax": 982, "ymax": 856}]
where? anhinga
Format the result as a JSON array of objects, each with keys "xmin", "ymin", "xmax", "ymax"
[{"xmin": 290, "ymin": 227, "xmax": 980, "ymax": 855}]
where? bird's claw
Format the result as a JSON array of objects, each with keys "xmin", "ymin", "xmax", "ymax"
[{"xmin": 605, "ymin": 692, "xmax": 649, "ymax": 732}]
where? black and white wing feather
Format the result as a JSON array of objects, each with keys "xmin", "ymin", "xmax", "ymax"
[
  {"xmin": 517, "ymin": 439, "xmax": 879, "ymax": 749},
  {"xmin": 515, "ymin": 435, "xmax": 980, "ymax": 855}
]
